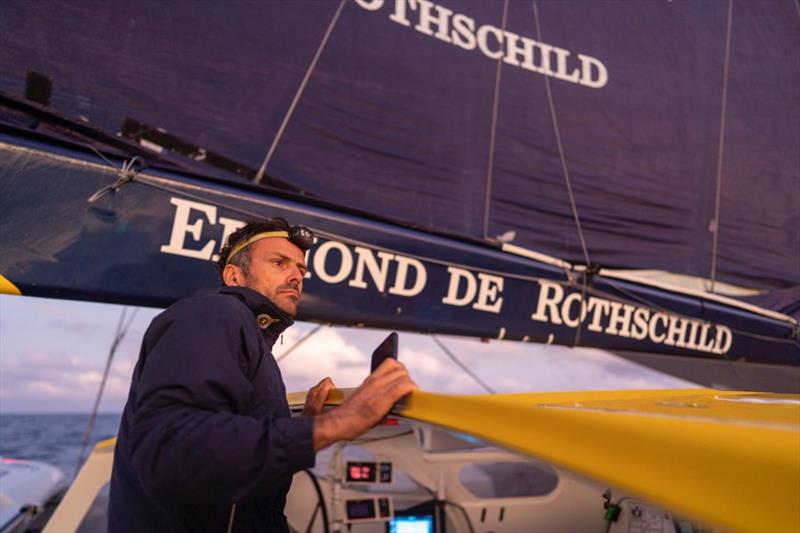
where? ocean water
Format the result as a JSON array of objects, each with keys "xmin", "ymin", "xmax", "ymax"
[{"xmin": 0, "ymin": 413, "xmax": 122, "ymax": 477}]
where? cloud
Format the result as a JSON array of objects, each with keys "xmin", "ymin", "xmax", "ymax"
[
  {"xmin": 276, "ymin": 326, "xmax": 370, "ymax": 390},
  {"xmin": 0, "ymin": 297, "xmax": 695, "ymax": 413},
  {"xmin": 394, "ymin": 335, "xmax": 696, "ymax": 393},
  {"xmin": 46, "ymin": 318, "xmax": 95, "ymax": 335},
  {"xmin": 0, "ymin": 344, "xmax": 138, "ymax": 412},
  {"xmin": 23, "ymin": 380, "xmax": 66, "ymax": 396}
]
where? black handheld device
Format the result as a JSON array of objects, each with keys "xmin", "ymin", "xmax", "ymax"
[{"xmin": 371, "ymin": 332, "xmax": 398, "ymax": 372}]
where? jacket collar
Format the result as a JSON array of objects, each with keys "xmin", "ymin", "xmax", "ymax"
[{"xmin": 219, "ymin": 286, "xmax": 294, "ymax": 343}]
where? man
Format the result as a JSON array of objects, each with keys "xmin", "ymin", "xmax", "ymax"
[{"xmin": 109, "ymin": 218, "xmax": 417, "ymax": 532}]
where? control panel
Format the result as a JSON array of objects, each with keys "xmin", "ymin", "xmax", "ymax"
[
  {"xmin": 344, "ymin": 460, "xmax": 393, "ymax": 484},
  {"xmin": 344, "ymin": 497, "xmax": 393, "ymax": 523}
]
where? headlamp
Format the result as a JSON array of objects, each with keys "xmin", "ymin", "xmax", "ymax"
[
  {"xmin": 289, "ymin": 225, "xmax": 315, "ymax": 251},
  {"xmin": 225, "ymin": 225, "xmax": 315, "ymax": 265}
]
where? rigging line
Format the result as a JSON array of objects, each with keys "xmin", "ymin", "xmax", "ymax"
[
  {"xmin": 571, "ymin": 271, "xmax": 590, "ymax": 348},
  {"xmin": 253, "ymin": 0, "xmax": 347, "ymax": 184},
  {"xmin": 83, "ymin": 144, "xmax": 142, "ymax": 202},
  {"xmin": 74, "ymin": 306, "xmax": 139, "ymax": 479},
  {"xmin": 276, "ymin": 323, "xmax": 325, "ymax": 363},
  {"xmin": 709, "ymin": 0, "xmax": 734, "ymax": 294},
  {"xmin": 431, "ymin": 335, "xmax": 496, "ymax": 394},
  {"xmin": 85, "ymin": 143, "xmax": 121, "ymax": 170},
  {"xmin": 84, "ymin": 143, "xmax": 142, "ymax": 178},
  {"xmin": 482, "ymin": 0, "xmax": 510, "ymax": 240},
  {"xmin": 531, "ymin": 0, "xmax": 591, "ymax": 268},
  {"xmin": 226, "ymin": 503, "xmax": 237, "ymax": 533}
]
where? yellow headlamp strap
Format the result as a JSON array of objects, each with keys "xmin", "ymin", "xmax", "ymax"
[{"xmin": 224, "ymin": 231, "xmax": 289, "ymax": 265}]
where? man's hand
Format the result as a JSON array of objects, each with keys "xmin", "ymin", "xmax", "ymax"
[
  {"xmin": 304, "ymin": 377, "xmax": 336, "ymax": 416},
  {"xmin": 312, "ymin": 359, "xmax": 417, "ymax": 451}
]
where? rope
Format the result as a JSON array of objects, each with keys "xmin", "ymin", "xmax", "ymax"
[
  {"xmin": 531, "ymin": 0, "xmax": 592, "ymax": 268},
  {"xmin": 709, "ymin": 0, "xmax": 734, "ymax": 293},
  {"xmin": 253, "ymin": 0, "xmax": 347, "ymax": 184},
  {"xmin": 226, "ymin": 503, "xmax": 237, "ymax": 533},
  {"xmin": 571, "ymin": 271, "xmax": 590, "ymax": 348},
  {"xmin": 431, "ymin": 335, "xmax": 496, "ymax": 394},
  {"xmin": 276, "ymin": 323, "xmax": 325, "ymax": 363},
  {"xmin": 300, "ymin": 470, "xmax": 330, "ymax": 533},
  {"xmin": 482, "ymin": 0, "xmax": 510, "ymax": 240},
  {"xmin": 84, "ymin": 144, "xmax": 141, "ymax": 203},
  {"xmin": 73, "ymin": 306, "xmax": 138, "ymax": 479}
]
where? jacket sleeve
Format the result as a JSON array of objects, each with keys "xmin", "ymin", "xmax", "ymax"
[{"xmin": 127, "ymin": 301, "xmax": 315, "ymax": 504}]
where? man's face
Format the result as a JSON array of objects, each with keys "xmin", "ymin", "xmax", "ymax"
[{"xmin": 238, "ymin": 237, "xmax": 307, "ymax": 317}]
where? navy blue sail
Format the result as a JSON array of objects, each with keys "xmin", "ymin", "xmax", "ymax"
[{"xmin": 1, "ymin": 0, "xmax": 798, "ymax": 364}]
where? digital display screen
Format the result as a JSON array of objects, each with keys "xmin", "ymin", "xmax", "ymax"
[
  {"xmin": 346, "ymin": 461, "xmax": 377, "ymax": 482},
  {"xmin": 346, "ymin": 499, "xmax": 376, "ymax": 520},
  {"xmin": 378, "ymin": 497, "xmax": 391, "ymax": 518},
  {"xmin": 389, "ymin": 515, "xmax": 434, "ymax": 533},
  {"xmin": 379, "ymin": 462, "xmax": 393, "ymax": 483}
]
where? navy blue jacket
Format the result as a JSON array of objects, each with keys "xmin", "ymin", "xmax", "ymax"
[{"xmin": 109, "ymin": 287, "xmax": 315, "ymax": 532}]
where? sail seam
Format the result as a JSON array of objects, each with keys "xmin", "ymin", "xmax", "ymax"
[
  {"xmin": 709, "ymin": 0, "xmax": 734, "ymax": 293},
  {"xmin": 482, "ymin": 0, "xmax": 510, "ymax": 240},
  {"xmin": 253, "ymin": 0, "xmax": 347, "ymax": 184},
  {"xmin": 532, "ymin": 0, "xmax": 591, "ymax": 268}
]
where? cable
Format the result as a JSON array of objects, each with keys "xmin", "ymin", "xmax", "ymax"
[
  {"xmin": 431, "ymin": 335, "xmax": 496, "ymax": 394},
  {"xmin": 254, "ymin": 0, "xmax": 347, "ymax": 184},
  {"xmin": 276, "ymin": 323, "xmax": 325, "ymax": 363},
  {"xmin": 482, "ymin": 0, "xmax": 510, "ymax": 240},
  {"xmin": 74, "ymin": 306, "xmax": 139, "ymax": 478},
  {"xmin": 442, "ymin": 499, "xmax": 476, "ymax": 533},
  {"xmin": 226, "ymin": 503, "xmax": 237, "ymax": 533},
  {"xmin": 531, "ymin": 0, "xmax": 592, "ymax": 269},
  {"xmin": 709, "ymin": 0, "xmax": 734, "ymax": 294},
  {"xmin": 83, "ymin": 144, "xmax": 142, "ymax": 203},
  {"xmin": 301, "ymin": 469, "xmax": 330, "ymax": 533}
]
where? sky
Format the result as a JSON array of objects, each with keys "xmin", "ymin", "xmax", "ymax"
[{"xmin": 0, "ymin": 294, "xmax": 696, "ymax": 414}]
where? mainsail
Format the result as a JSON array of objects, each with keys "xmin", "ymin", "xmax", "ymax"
[{"xmin": 1, "ymin": 1, "xmax": 798, "ymax": 364}]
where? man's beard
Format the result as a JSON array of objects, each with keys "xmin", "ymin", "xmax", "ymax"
[{"xmin": 273, "ymin": 282, "xmax": 300, "ymax": 317}]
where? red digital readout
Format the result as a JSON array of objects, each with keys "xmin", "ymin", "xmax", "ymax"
[{"xmin": 349, "ymin": 464, "xmax": 373, "ymax": 480}]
